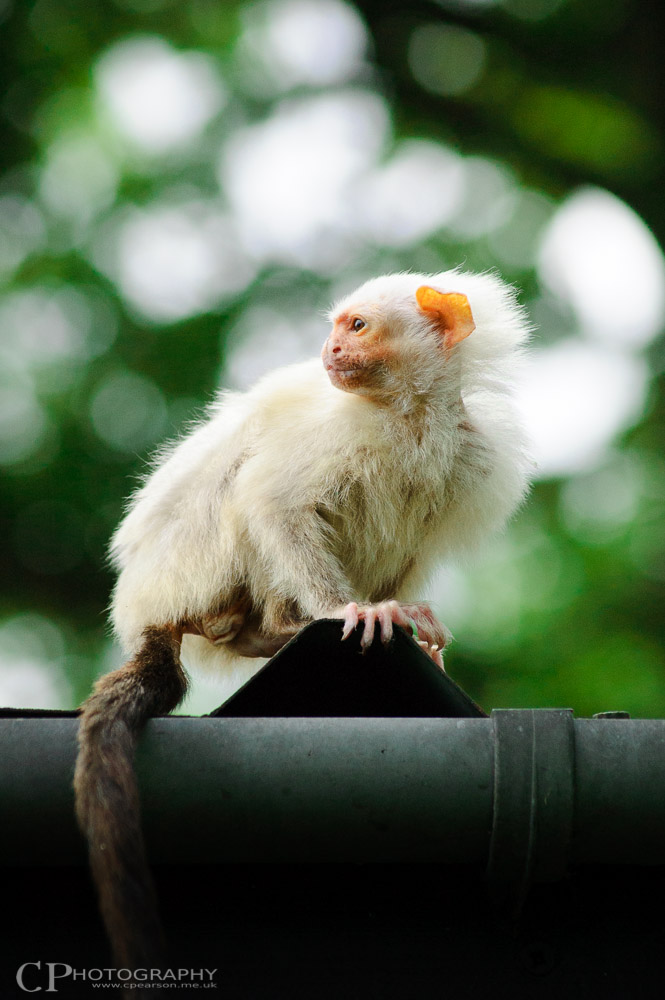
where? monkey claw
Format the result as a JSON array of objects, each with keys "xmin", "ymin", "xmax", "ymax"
[{"xmin": 339, "ymin": 600, "xmax": 451, "ymax": 670}]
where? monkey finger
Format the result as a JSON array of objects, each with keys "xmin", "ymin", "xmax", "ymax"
[
  {"xmin": 360, "ymin": 607, "xmax": 377, "ymax": 651},
  {"xmin": 341, "ymin": 602, "xmax": 359, "ymax": 641},
  {"xmin": 397, "ymin": 606, "xmax": 432, "ymax": 644},
  {"xmin": 378, "ymin": 602, "xmax": 395, "ymax": 645},
  {"xmin": 389, "ymin": 603, "xmax": 413, "ymax": 631},
  {"xmin": 403, "ymin": 604, "xmax": 450, "ymax": 649},
  {"xmin": 417, "ymin": 639, "xmax": 445, "ymax": 671},
  {"xmin": 431, "ymin": 645, "xmax": 445, "ymax": 671}
]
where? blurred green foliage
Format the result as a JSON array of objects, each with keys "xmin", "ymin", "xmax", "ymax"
[{"xmin": 1, "ymin": 0, "xmax": 664, "ymax": 716}]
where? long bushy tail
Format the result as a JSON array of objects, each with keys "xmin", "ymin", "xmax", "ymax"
[{"xmin": 74, "ymin": 626, "xmax": 188, "ymax": 969}]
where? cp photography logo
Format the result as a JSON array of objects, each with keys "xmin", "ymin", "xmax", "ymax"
[{"xmin": 16, "ymin": 963, "xmax": 219, "ymax": 991}]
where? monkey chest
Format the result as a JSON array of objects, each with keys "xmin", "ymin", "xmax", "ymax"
[{"xmin": 324, "ymin": 468, "xmax": 446, "ymax": 583}]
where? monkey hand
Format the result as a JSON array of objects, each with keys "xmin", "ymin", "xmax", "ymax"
[{"xmin": 336, "ymin": 600, "xmax": 451, "ymax": 670}]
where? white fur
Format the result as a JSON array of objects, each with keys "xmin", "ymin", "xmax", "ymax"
[{"xmin": 110, "ymin": 270, "xmax": 532, "ymax": 687}]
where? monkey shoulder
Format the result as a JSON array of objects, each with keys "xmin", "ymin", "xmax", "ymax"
[
  {"xmin": 109, "ymin": 395, "xmax": 255, "ymax": 565},
  {"xmin": 248, "ymin": 358, "xmax": 342, "ymax": 425},
  {"xmin": 240, "ymin": 360, "xmax": 379, "ymax": 465}
]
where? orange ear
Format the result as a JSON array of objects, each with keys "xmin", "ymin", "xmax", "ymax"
[{"xmin": 416, "ymin": 286, "xmax": 475, "ymax": 349}]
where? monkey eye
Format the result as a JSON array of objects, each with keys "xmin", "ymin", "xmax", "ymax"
[{"xmin": 352, "ymin": 317, "xmax": 366, "ymax": 332}]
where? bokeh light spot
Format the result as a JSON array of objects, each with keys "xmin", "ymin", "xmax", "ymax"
[
  {"xmin": 237, "ymin": 0, "xmax": 368, "ymax": 94},
  {"xmin": 487, "ymin": 189, "xmax": 554, "ymax": 270},
  {"xmin": 448, "ymin": 157, "xmax": 516, "ymax": 239},
  {"xmin": 408, "ymin": 23, "xmax": 486, "ymax": 97},
  {"xmin": 0, "ymin": 370, "xmax": 52, "ymax": 467},
  {"xmin": 560, "ymin": 454, "xmax": 642, "ymax": 545},
  {"xmin": 538, "ymin": 187, "xmax": 665, "ymax": 347},
  {"xmin": 219, "ymin": 91, "xmax": 389, "ymax": 266},
  {"xmin": 90, "ymin": 201, "xmax": 255, "ymax": 323},
  {"xmin": 0, "ymin": 194, "xmax": 45, "ymax": 278},
  {"xmin": 356, "ymin": 140, "xmax": 465, "ymax": 246},
  {"xmin": 39, "ymin": 132, "xmax": 118, "ymax": 226},
  {"xmin": 0, "ymin": 613, "xmax": 71, "ymax": 709},
  {"xmin": 516, "ymin": 340, "xmax": 648, "ymax": 478},
  {"xmin": 89, "ymin": 370, "xmax": 168, "ymax": 453},
  {"xmin": 95, "ymin": 36, "xmax": 226, "ymax": 154},
  {"xmin": 223, "ymin": 304, "xmax": 325, "ymax": 389}
]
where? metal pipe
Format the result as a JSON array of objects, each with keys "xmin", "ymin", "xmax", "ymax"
[{"xmin": 0, "ymin": 712, "xmax": 663, "ymax": 877}]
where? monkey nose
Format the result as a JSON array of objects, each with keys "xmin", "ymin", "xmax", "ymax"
[
  {"xmin": 323, "ymin": 333, "xmax": 342, "ymax": 367},
  {"xmin": 326, "ymin": 330, "xmax": 344, "ymax": 354}
]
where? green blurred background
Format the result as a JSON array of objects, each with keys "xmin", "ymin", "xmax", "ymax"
[{"xmin": 1, "ymin": 0, "xmax": 664, "ymax": 717}]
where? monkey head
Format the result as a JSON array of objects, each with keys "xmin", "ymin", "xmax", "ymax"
[{"xmin": 322, "ymin": 275, "xmax": 476, "ymax": 403}]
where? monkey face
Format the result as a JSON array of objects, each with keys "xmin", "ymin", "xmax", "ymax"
[{"xmin": 321, "ymin": 309, "xmax": 395, "ymax": 397}]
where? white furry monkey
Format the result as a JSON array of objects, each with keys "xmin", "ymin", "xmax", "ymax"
[{"xmin": 74, "ymin": 270, "xmax": 531, "ymax": 969}]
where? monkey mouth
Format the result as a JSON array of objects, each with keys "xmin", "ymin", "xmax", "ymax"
[
  {"xmin": 325, "ymin": 360, "xmax": 366, "ymax": 376},
  {"xmin": 324, "ymin": 358, "xmax": 383, "ymax": 394},
  {"xmin": 326, "ymin": 365, "xmax": 367, "ymax": 388}
]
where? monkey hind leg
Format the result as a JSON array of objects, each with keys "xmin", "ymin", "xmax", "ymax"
[
  {"xmin": 197, "ymin": 598, "xmax": 249, "ymax": 645},
  {"xmin": 74, "ymin": 626, "xmax": 188, "ymax": 970}
]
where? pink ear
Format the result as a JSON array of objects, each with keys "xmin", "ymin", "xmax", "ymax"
[{"xmin": 416, "ymin": 286, "xmax": 475, "ymax": 349}]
